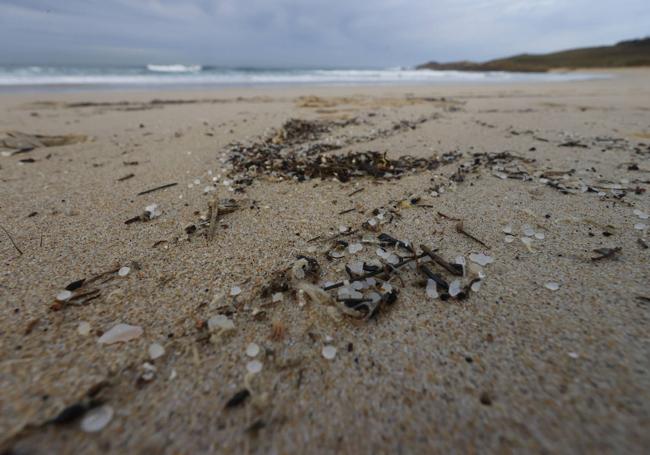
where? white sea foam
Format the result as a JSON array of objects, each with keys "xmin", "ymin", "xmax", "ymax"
[{"xmin": 0, "ymin": 65, "xmax": 611, "ymax": 89}]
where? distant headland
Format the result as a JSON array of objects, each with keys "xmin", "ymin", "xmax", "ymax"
[{"xmin": 417, "ymin": 37, "xmax": 650, "ymax": 72}]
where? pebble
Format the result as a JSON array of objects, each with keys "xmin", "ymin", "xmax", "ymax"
[
  {"xmin": 634, "ymin": 223, "xmax": 648, "ymax": 231},
  {"xmin": 118, "ymin": 266, "xmax": 130, "ymax": 277},
  {"xmin": 322, "ymin": 345, "xmax": 337, "ymax": 360},
  {"xmin": 534, "ymin": 232, "xmax": 545, "ymax": 240},
  {"xmin": 504, "ymin": 235, "xmax": 515, "ymax": 243},
  {"xmin": 80, "ymin": 405, "xmax": 114, "ymax": 433},
  {"xmin": 246, "ymin": 342, "xmax": 260, "ymax": 357},
  {"xmin": 98, "ymin": 324, "xmax": 143, "ymax": 344},
  {"xmin": 230, "ymin": 286, "xmax": 242, "ymax": 296}
]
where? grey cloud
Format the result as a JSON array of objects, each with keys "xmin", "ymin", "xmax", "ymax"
[{"xmin": 0, "ymin": 0, "xmax": 648, "ymax": 66}]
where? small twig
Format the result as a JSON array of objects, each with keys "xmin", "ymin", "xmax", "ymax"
[
  {"xmin": 437, "ymin": 211, "xmax": 461, "ymax": 221},
  {"xmin": 338, "ymin": 208, "xmax": 356, "ymax": 215},
  {"xmin": 420, "ymin": 245, "xmax": 463, "ymax": 276},
  {"xmin": 136, "ymin": 182, "xmax": 177, "ymax": 196},
  {"xmin": 117, "ymin": 173, "xmax": 135, "ymax": 182},
  {"xmin": 207, "ymin": 198, "xmax": 219, "ymax": 242},
  {"xmin": 0, "ymin": 223, "xmax": 23, "ymax": 255},
  {"xmin": 348, "ymin": 188, "xmax": 365, "ymax": 197},
  {"xmin": 455, "ymin": 221, "xmax": 490, "ymax": 249},
  {"xmin": 591, "ymin": 247, "xmax": 621, "ymax": 261}
]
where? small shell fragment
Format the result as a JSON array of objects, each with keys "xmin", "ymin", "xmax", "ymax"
[
  {"xmin": 322, "ymin": 345, "xmax": 337, "ymax": 360},
  {"xmin": 633, "ymin": 209, "xmax": 649, "ymax": 220},
  {"xmin": 504, "ymin": 235, "xmax": 515, "ymax": 243},
  {"xmin": 246, "ymin": 359, "xmax": 263, "ymax": 374},
  {"xmin": 118, "ymin": 266, "xmax": 130, "ymax": 277},
  {"xmin": 78, "ymin": 321, "xmax": 91, "ymax": 336},
  {"xmin": 545, "ymin": 282, "xmax": 560, "ymax": 291},
  {"xmin": 98, "ymin": 324, "xmax": 143, "ymax": 344},
  {"xmin": 449, "ymin": 280, "xmax": 462, "ymax": 297},
  {"xmin": 246, "ymin": 342, "xmax": 260, "ymax": 357},
  {"xmin": 207, "ymin": 315, "xmax": 235, "ymax": 332},
  {"xmin": 425, "ymin": 279, "xmax": 438, "ymax": 299},
  {"xmin": 80, "ymin": 405, "xmax": 114, "ymax": 433},
  {"xmin": 348, "ymin": 243, "xmax": 363, "ymax": 254},
  {"xmin": 148, "ymin": 343, "xmax": 165, "ymax": 360},
  {"xmin": 469, "ymin": 253, "xmax": 494, "ymax": 266},
  {"xmin": 534, "ymin": 232, "xmax": 545, "ymax": 240},
  {"xmin": 522, "ymin": 225, "xmax": 535, "ymax": 237},
  {"xmin": 230, "ymin": 286, "xmax": 242, "ymax": 296},
  {"xmin": 56, "ymin": 290, "xmax": 72, "ymax": 302},
  {"xmin": 502, "ymin": 225, "xmax": 513, "ymax": 234}
]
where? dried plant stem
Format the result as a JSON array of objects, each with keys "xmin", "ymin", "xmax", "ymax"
[{"xmin": 0, "ymin": 223, "xmax": 22, "ymax": 255}]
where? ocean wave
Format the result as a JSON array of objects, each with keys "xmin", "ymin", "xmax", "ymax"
[
  {"xmin": 146, "ymin": 64, "xmax": 202, "ymax": 73},
  {"xmin": 0, "ymin": 66, "xmax": 610, "ymax": 88}
]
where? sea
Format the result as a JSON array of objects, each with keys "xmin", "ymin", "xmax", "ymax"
[{"xmin": 0, "ymin": 64, "xmax": 608, "ymax": 92}]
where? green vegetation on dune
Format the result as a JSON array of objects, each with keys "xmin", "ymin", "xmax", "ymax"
[{"xmin": 417, "ymin": 37, "xmax": 650, "ymax": 72}]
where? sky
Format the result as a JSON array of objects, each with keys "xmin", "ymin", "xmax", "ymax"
[{"xmin": 0, "ymin": 0, "xmax": 648, "ymax": 67}]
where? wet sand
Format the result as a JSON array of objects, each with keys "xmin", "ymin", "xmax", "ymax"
[{"xmin": 1, "ymin": 69, "xmax": 649, "ymax": 453}]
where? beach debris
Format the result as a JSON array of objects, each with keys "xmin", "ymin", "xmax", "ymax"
[
  {"xmin": 270, "ymin": 320, "xmax": 286, "ymax": 341},
  {"xmin": 230, "ymin": 286, "xmax": 242, "ymax": 297},
  {"xmin": 137, "ymin": 182, "xmax": 178, "ymax": 196},
  {"xmin": 426, "ymin": 279, "xmax": 439, "ymax": 299},
  {"xmin": 125, "ymin": 204, "xmax": 162, "ymax": 224},
  {"xmin": 468, "ymin": 253, "xmax": 494, "ymax": 266},
  {"xmin": 139, "ymin": 363, "xmax": 157, "ymax": 384},
  {"xmin": 633, "ymin": 209, "xmax": 649, "ymax": 220},
  {"xmin": 246, "ymin": 360, "xmax": 263, "ymax": 374},
  {"xmin": 322, "ymin": 345, "xmax": 337, "ymax": 360},
  {"xmin": 1, "ymin": 223, "xmax": 23, "ymax": 255},
  {"xmin": 98, "ymin": 324, "xmax": 143, "ymax": 344},
  {"xmin": 56, "ymin": 290, "xmax": 73, "ymax": 302},
  {"xmin": 80, "ymin": 405, "xmax": 114, "ymax": 433},
  {"xmin": 456, "ymin": 221, "xmax": 490, "ymax": 248},
  {"xmin": 246, "ymin": 342, "xmax": 260, "ymax": 357},
  {"xmin": 223, "ymin": 118, "xmax": 459, "ymax": 190},
  {"xmin": 544, "ymin": 282, "xmax": 560, "ymax": 291},
  {"xmin": 78, "ymin": 321, "xmax": 91, "ymax": 336},
  {"xmin": 0, "ymin": 131, "xmax": 87, "ymax": 152},
  {"xmin": 185, "ymin": 198, "xmax": 240, "ymax": 240},
  {"xmin": 591, "ymin": 247, "xmax": 621, "ymax": 261},
  {"xmin": 225, "ymin": 389, "xmax": 250, "ymax": 409},
  {"xmin": 148, "ymin": 343, "xmax": 165, "ymax": 360},
  {"xmin": 51, "ymin": 264, "xmax": 139, "ymax": 311},
  {"xmin": 207, "ymin": 315, "xmax": 235, "ymax": 334},
  {"xmin": 117, "ymin": 173, "xmax": 135, "ymax": 182}
]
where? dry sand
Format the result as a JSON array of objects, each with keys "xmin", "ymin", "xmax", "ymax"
[{"xmin": 1, "ymin": 69, "xmax": 649, "ymax": 453}]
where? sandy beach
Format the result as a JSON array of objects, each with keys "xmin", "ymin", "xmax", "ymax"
[{"xmin": 1, "ymin": 69, "xmax": 649, "ymax": 453}]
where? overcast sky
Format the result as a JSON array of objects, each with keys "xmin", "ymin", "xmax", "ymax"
[{"xmin": 0, "ymin": 0, "xmax": 648, "ymax": 67}]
